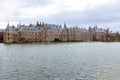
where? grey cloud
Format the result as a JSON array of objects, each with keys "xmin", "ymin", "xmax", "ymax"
[
  {"xmin": 32, "ymin": 2, "xmax": 120, "ymax": 31},
  {"xmin": 1, "ymin": 0, "xmax": 120, "ymax": 32},
  {"xmin": 44, "ymin": 2, "xmax": 120, "ymax": 26},
  {"xmin": 20, "ymin": 0, "xmax": 53, "ymax": 7}
]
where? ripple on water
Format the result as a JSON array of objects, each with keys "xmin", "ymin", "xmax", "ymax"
[{"xmin": 0, "ymin": 42, "xmax": 120, "ymax": 80}]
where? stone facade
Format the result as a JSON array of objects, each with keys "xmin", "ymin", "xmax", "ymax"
[
  {"xmin": 3, "ymin": 24, "xmax": 19, "ymax": 43},
  {"xmin": 4, "ymin": 22, "xmax": 118, "ymax": 43},
  {"xmin": 109, "ymin": 33, "xmax": 120, "ymax": 41},
  {"xmin": 4, "ymin": 32, "xmax": 19, "ymax": 43},
  {"xmin": 92, "ymin": 26, "xmax": 106, "ymax": 41}
]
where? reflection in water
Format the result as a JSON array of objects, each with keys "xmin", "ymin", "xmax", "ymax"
[{"xmin": 0, "ymin": 42, "xmax": 120, "ymax": 80}]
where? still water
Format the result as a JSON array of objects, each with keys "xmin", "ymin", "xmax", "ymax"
[{"xmin": 0, "ymin": 42, "xmax": 120, "ymax": 80}]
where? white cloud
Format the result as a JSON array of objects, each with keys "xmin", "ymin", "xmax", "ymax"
[
  {"xmin": 63, "ymin": 0, "xmax": 119, "ymax": 11},
  {"xmin": 20, "ymin": 5, "xmax": 60, "ymax": 18},
  {"xmin": 0, "ymin": 0, "xmax": 120, "ymax": 30}
]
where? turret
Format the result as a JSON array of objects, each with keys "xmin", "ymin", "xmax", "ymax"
[
  {"xmin": 36, "ymin": 21, "xmax": 39, "ymax": 26},
  {"xmin": 64, "ymin": 22, "xmax": 67, "ymax": 29},
  {"xmin": 5, "ymin": 23, "xmax": 10, "ymax": 31}
]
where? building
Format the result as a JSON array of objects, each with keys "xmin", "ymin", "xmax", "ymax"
[
  {"xmin": 110, "ymin": 32, "xmax": 120, "ymax": 41},
  {"xmin": 3, "ymin": 24, "xmax": 20, "ymax": 43},
  {"xmin": 18, "ymin": 24, "xmax": 42, "ymax": 42},
  {"xmin": 68, "ymin": 27, "xmax": 75, "ymax": 41},
  {"xmin": 92, "ymin": 26, "xmax": 106, "ymax": 41},
  {"xmin": 3, "ymin": 22, "xmax": 113, "ymax": 43},
  {"xmin": 43, "ymin": 23, "xmax": 62, "ymax": 41}
]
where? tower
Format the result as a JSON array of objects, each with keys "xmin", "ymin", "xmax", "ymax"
[{"xmin": 64, "ymin": 22, "xmax": 67, "ymax": 29}]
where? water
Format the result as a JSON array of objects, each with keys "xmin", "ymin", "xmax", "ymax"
[{"xmin": 0, "ymin": 42, "xmax": 120, "ymax": 80}]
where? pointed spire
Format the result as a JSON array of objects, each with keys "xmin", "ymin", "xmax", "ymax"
[
  {"xmin": 7, "ymin": 23, "xmax": 10, "ymax": 27},
  {"xmin": 89, "ymin": 26, "xmax": 92, "ymax": 31},
  {"xmin": 6, "ymin": 23, "xmax": 10, "ymax": 29},
  {"xmin": 42, "ymin": 22, "xmax": 44, "ymax": 27},
  {"xmin": 6, "ymin": 23, "xmax": 10, "ymax": 31},
  {"xmin": 36, "ymin": 21, "xmax": 39, "ymax": 26},
  {"xmin": 40, "ymin": 22, "xmax": 42, "ymax": 26},
  {"xmin": 64, "ymin": 22, "xmax": 67, "ymax": 28},
  {"xmin": 106, "ymin": 27, "xmax": 109, "ymax": 34}
]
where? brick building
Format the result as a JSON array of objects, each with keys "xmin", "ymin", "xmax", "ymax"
[{"xmin": 3, "ymin": 22, "xmax": 112, "ymax": 43}]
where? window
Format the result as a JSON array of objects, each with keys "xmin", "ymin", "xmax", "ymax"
[{"xmin": 8, "ymin": 33, "xmax": 9, "ymax": 36}]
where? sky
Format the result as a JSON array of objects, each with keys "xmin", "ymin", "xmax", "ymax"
[{"xmin": 0, "ymin": 0, "xmax": 120, "ymax": 32}]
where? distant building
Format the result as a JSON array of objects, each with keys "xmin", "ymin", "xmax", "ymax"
[
  {"xmin": 3, "ymin": 24, "xmax": 20, "ymax": 43},
  {"xmin": 3, "ymin": 22, "xmax": 117, "ymax": 43},
  {"xmin": 110, "ymin": 32, "xmax": 120, "ymax": 41},
  {"xmin": 92, "ymin": 26, "xmax": 106, "ymax": 41},
  {"xmin": 18, "ymin": 24, "xmax": 42, "ymax": 42}
]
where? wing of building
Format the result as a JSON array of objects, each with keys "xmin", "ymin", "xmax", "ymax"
[{"xmin": 3, "ymin": 22, "xmax": 110, "ymax": 43}]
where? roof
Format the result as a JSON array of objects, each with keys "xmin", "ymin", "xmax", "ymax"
[
  {"xmin": 4, "ymin": 25, "xmax": 16, "ymax": 32},
  {"xmin": 44, "ymin": 23, "xmax": 63, "ymax": 32},
  {"xmin": 19, "ymin": 25, "xmax": 43, "ymax": 32}
]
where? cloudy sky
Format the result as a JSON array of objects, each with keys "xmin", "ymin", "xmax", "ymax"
[{"xmin": 0, "ymin": 0, "xmax": 120, "ymax": 32}]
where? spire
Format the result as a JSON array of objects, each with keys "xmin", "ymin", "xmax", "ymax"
[
  {"xmin": 7, "ymin": 23, "xmax": 9, "ymax": 27},
  {"xmin": 89, "ymin": 26, "xmax": 92, "ymax": 31},
  {"xmin": 36, "ymin": 21, "xmax": 39, "ymax": 26},
  {"xmin": 106, "ymin": 27, "xmax": 109, "ymax": 34},
  {"xmin": 42, "ymin": 22, "xmax": 44, "ymax": 27},
  {"xmin": 40, "ymin": 22, "xmax": 42, "ymax": 26},
  {"xmin": 6, "ymin": 23, "xmax": 10, "ymax": 28},
  {"xmin": 64, "ymin": 22, "xmax": 67, "ymax": 28},
  {"xmin": 6, "ymin": 23, "xmax": 10, "ymax": 31}
]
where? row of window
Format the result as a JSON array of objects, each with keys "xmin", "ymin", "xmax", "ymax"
[{"xmin": 21, "ymin": 32, "xmax": 40, "ymax": 35}]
